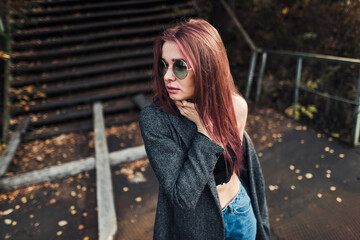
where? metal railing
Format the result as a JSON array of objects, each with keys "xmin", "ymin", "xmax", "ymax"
[
  {"xmin": 0, "ymin": 15, "xmax": 11, "ymax": 143},
  {"xmin": 219, "ymin": 0, "xmax": 360, "ymax": 146}
]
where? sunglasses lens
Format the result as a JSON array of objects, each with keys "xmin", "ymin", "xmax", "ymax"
[
  {"xmin": 173, "ymin": 60, "xmax": 188, "ymax": 79},
  {"xmin": 159, "ymin": 61, "xmax": 167, "ymax": 77}
]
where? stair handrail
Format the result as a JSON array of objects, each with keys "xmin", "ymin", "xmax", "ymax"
[
  {"xmin": 219, "ymin": 0, "xmax": 360, "ymax": 146},
  {"xmin": 0, "ymin": 13, "xmax": 11, "ymax": 144}
]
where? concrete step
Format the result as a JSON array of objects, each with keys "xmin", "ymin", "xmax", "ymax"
[
  {"xmin": 12, "ymin": 38, "xmax": 155, "ymax": 62},
  {"xmin": 29, "ymin": 103, "xmax": 136, "ymax": 128},
  {"xmin": 18, "ymin": 3, "xmax": 191, "ymax": 29},
  {"xmin": 11, "ymin": 58, "xmax": 153, "ymax": 87},
  {"xmin": 13, "ymin": 11, "xmax": 194, "ymax": 41},
  {"xmin": 13, "ymin": 49, "xmax": 153, "ymax": 75},
  {"xmin": 24, "ymin": 0, "xmax": 179, "ymax": 18},
  {"xmin": 10, "ymin": 73, "xmax": 151, "ymax": 100},
  {"xmin": 12, "ymin": 25, "xmax": 165, "ymax": 51},
  {"xmin": 11, "ymin": 86, "xmax": 152, "ymax": 116}
]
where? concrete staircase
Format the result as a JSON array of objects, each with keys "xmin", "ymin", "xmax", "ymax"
[{"xmin": 10, "ymin": 0, "xmax": 195, "ymax": 142}]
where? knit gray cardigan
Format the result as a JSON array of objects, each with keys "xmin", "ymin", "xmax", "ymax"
[{"xmin": 139, "ymin": 103, "xmax": 270, "ymax": 240}]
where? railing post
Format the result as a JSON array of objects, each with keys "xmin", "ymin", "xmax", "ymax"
[
  {"xmin": 245, "ymin": 51, "xmax": 257, "ymax": 99},
  {"xmin": 256, "ymin": 52, "xmax": 267, "ymax": 102},
  {"xmin": 293, "ymin": 58, "xmax": 303, "ymax": 119},
  {"xmin": 353, "ymin": 69, "xmax": 360, "ymax": 146},
  {"xmin": 0, "ymin": 14, "xmax": 11, "ymax": 143}
]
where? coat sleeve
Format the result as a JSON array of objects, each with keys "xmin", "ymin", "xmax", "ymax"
[
  {"xmin": 241, "ymin": 132, "xmax": 271, "ymax": 240},
  {"xmin": 139, "ymin": 106, "xmax": 224, "ymax": 210}
]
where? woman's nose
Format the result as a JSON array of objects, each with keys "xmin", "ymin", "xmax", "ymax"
[{"xmin": 163, "ymin": 67, "xmax": 176, "ymax": 81}]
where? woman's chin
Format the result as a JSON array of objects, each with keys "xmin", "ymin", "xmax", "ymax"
[
  {"xmin": 169, "ymin": 95, "xmax": 186, "ymax": 102},
  {"xmin": 169, "ymin": 94, "xmax": 193, "ymax": 102}
]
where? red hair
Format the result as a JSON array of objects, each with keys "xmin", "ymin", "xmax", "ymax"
[{"xmin": 152, "ymin": 18, "xmax": 243, "ymax": 177}]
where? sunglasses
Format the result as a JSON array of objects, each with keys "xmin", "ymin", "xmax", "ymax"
[{"xmin": 159, "ymin": 59, "xmax": 192, "ymax": 80}]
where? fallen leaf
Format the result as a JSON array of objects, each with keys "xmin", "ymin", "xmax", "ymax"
[
  {"xmin": 268, "ymin": 185, "xmax": 279, "ymax": 191},
  {"xmin": 326, "ymin": 174, "xmax": 331, "ymax": 179},
  {"xmin": 339, "ymin": 154, "xmax": 345, "ymax": 158},
  {"xmin": 58, "ymin": 220, "xmax": 68, "ymax": 227},
  {"xmin": 297, "ymin": 176, "xmax": 303, "ymax": 180},
  {"xmin": 21, "ymin": 197, "xmax": 27, "ymax": 203},
  {"xmin": 330, "ymin": 186, "xmax": 336, "ymax": 191},
  {"xmin": 305, "ymin": 173, "xmax": 313, "ymax": 179},
  {"xmin": 317, "ymin": 193, "xmax": 323, "ymax": 198},
  {"xmin": 4, "ymin": 219, "xmax": 12, "ymax": 225},
  {"xmin": 57, "ymin": 231, "xmax": 63, "ymax": 236},
  {"xmin": 290, "ymin": 185, "xmax": 296, "ymax": 190},
  {"xmin": 49, "ymin": 198, "xmax": 56, "ymax": 204},
  {"xmin": 83, "ymin": 237, "xmax": 89, "ymax": 240},
  {"xmin": 123, "ymin": 187, "xmax": 129, "ymax": 192},
  {"xmin": 135, "ymin": 197, "xmax": 142, "ymax": 202},
  {"xmin": 2, "ymin": 209, "xmax": 13, "ymax": 216},
  {"xmin": 324, "ymin": 147, "xmax": 330, "ymax": 152},
  {"xmin": 78, "ymin": 224, "xmax": 84, "ymax": 230},
  {"xmin": 336, "ymin": 197, "xmax": 342, "ymax": 203},
  {"xmin": 295, "ymin": 169, "xmax": 301, "ymax": 173},
  {"xmin": 12, "ymin": 221, "xmax": 17, "ymax": 226},
  {"xmin": 289, "ymin": 165, "xmax": 295, "ymax": 171}
]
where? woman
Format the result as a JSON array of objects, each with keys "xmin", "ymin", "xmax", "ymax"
[{"xmin": 139, "ymin": 19, "xmax": 270, "ymax": 240}]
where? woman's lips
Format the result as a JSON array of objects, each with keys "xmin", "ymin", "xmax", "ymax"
[{"xmin": 167, "ymin": 86, "xmax": 180, "ymax": 94}]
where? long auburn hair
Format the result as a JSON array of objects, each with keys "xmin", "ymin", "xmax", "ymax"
[{"xmin": 152, "ymin": 18, "xmax": 243, "ymax": 177}]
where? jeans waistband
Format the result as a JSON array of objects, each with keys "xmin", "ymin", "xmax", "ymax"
[{"xmin": 222, "ymin": 179, "xmax": 242, "ymax": 213}]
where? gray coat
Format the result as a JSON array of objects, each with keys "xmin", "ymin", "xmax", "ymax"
[{"xmin": 139, "ymin": 103, "xmax": 270, "ymax": 240}]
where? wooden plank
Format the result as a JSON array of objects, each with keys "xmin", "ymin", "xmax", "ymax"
[
  {"xmin": 110, "ymin": 145, "xmax": 146, "ymax": 165},
  {"xmin": 93, "ymin": 101, "xmax": 117, "ymax": 240},
  {"xmin": 0, "ymin": 157, "xmax": 95, "ymax": 191},
  {"xmin": 0, "ymin": 145, "xmax": 147, "ymax": 191},
  {"xmin": 0, "ymin": 117, "xmax": 29, "ymax": 177}
]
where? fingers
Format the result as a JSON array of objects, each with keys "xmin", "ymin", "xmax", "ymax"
[{"xmin": 175, "ymin": 100, "xmax": 190, "ymax": 108}]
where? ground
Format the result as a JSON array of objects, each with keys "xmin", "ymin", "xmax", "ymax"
[{"xmin": 2, "ymin": 100, "xmax": 352, "ymax": 240}]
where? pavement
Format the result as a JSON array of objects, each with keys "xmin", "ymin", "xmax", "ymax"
[
  {"xmin": 261, "ymin": 128, "xmax": 360, "ymax": 240},
  {"xmin": 113, "ymin": 127, "xmax": 360, "ymax": 240},
  {"xmin": 1, "ymin": 127, "xmax": 359, "ymax": 240}
]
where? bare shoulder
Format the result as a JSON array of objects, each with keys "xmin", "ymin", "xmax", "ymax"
[
  {"xmin": 232, "ymin": 94, "xmax": 248, "ymax": 137},
  {"xmin": 232, "ymin": 94, "xmax": 248, "ymax": 119}
]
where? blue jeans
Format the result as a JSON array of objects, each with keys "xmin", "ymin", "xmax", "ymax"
[{"xmin": 222, "ymin": 181, "xmax": 257, "ymax": 240}]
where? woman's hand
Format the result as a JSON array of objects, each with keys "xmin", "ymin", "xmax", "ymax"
[{"xmin": 175, "ymin": 100, "xmax": 211, "ymax": 139}]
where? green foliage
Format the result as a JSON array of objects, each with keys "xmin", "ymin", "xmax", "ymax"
[
  {"xmin": 285, "ymin": 104, "xmax": 318, "ymax": 120},
  {"xmin": 235, "ymin": 0, "xmax": 360, "ymax": 58},
  {"xmin": 299, "ymin": 32, "xmax": 318, "ymax": 40},
  {"xmin": 305, "ymin": 79, "xmax": 319, "ymax": 90}
]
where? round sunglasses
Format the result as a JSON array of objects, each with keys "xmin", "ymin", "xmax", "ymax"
[{"xmin": 159, "ymin": 59, "xmax": 192, "ymax": 80}]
